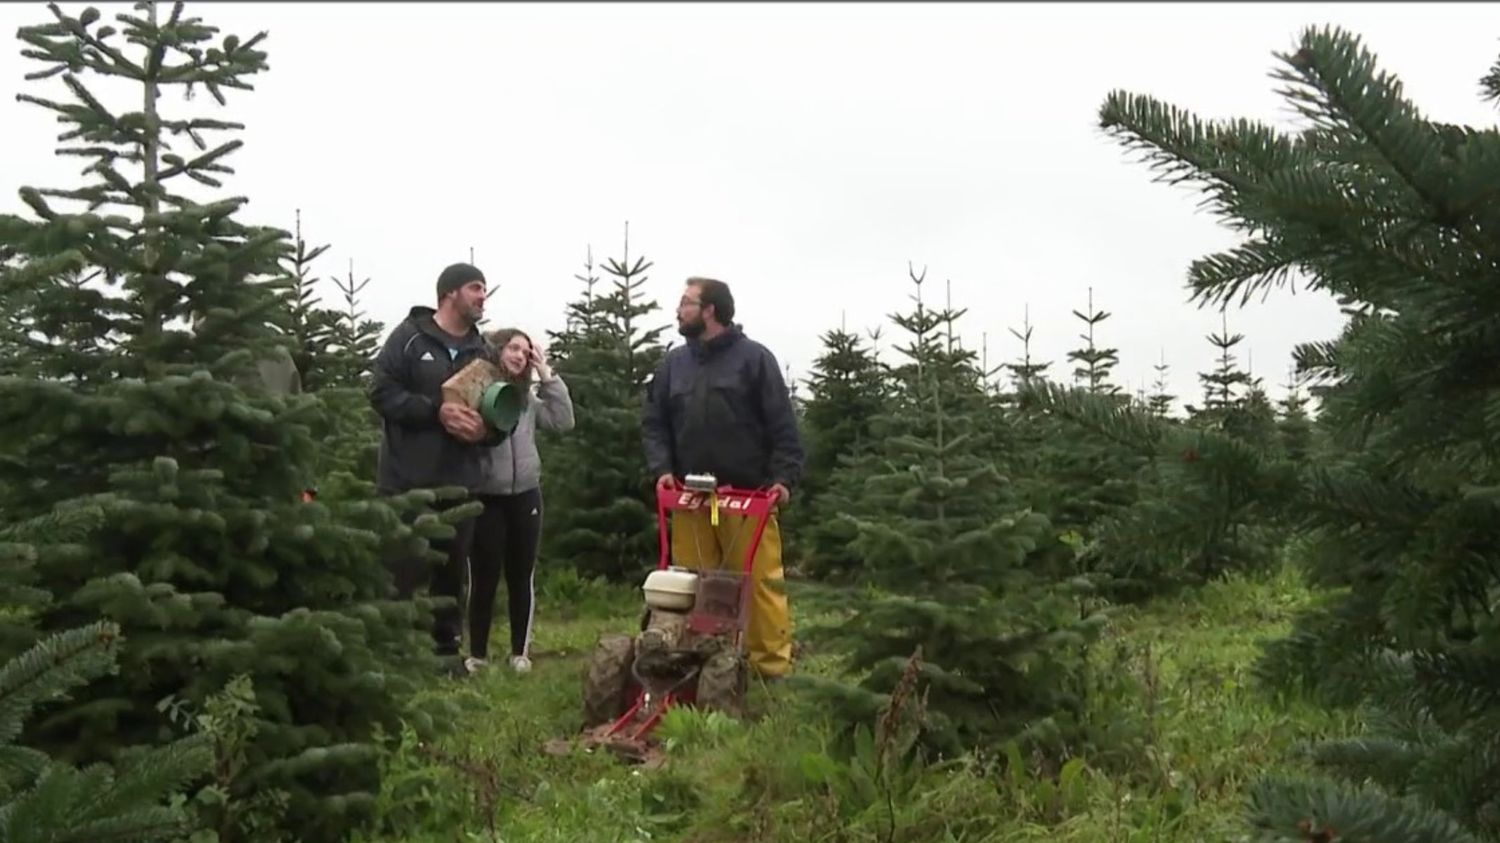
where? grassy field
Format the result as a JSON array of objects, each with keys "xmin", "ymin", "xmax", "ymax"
[{"xmin": 357, "ymin": 563, "xmax": 1360, "ymax": 843}]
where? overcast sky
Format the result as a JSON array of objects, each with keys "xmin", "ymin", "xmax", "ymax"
[{"xmin": 2, "ymin": 2, "xmax": 1496, "ymax": 409}]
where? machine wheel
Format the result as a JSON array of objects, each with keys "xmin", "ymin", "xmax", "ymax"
[
  {"xmin": 695, "ymin": 650, "xmax": 747, "ymax": 717},
  {"xmin": 582, "ymin": 634, "xmax": 635, "ymax": 727}
]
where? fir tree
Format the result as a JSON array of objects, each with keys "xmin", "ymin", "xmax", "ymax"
[
  {"xmin": 0, "ymin": 512, "xmax": 211, "ymax": 841},
  {"xmin": 281, "ymin": 215, "xmax": 382, "ymax": 394},
  {"xmin": 276, "ymin": 213, "xmax": 384, "ymax": 486},
  {"xmin": 994, "ymin": 305, "xmax": 1061, "ymax": 515},
  {"xmin": 980, "ymin": 332, "xmax": 995, "ymax": 395},
  {"xmin": 318, "ymin": 258, "xmax": 382, "ymax": 389},
  {"xmin": 541, "ymin": 231, "xmax": 668, "ymax": 582},
  {"xmin": 0, "ymin": 261, "xmax": 115, "ymax": 381},
  {"xmin": 305, "ymin": 257, "xmax": 385, "ymax": 487},
  {"xmin": 283, "ymin": 208, "xmax": 327, "ymax": 389},
  {"xmin": 1277, "ymin": 366, "xmax": 1315, "ymax": 463},
  {"xmin": 1228, "ymin": 383, "xmax": 1282, "ymax": 454},
  {"xmin": 0, "ymin": 624, "xmax": 212, "ymax": 842},
  {"xmin": 794, "ymin": 318, "xmax": 891, "ymax": 576},
  {"xmin": 1181, "ymin": 317, "xmax": 1284, "ymax": 458},
  {"xmin": 0, "ymin": 5, "xmax": 459, "ymax": 838},
  {"xmin": 1066, "ymin": 287, "xmax": 1121, "ymax": 396},
  {"xmin": 800, "ymin": 268, "xmax": 1104, "ymax": 758},
  {"xmin": 1188, "ymin": 313, "xmax": 1254, "ymax": 424},
  {"xmin": 1022, "ymin": 378, "xmax": 1297, "ymax": 599},
  {"xmin": 1147, "ymin": 351, "xmax": 1175, "ymax": 418},
  {"xmin": 784, "ymin": 362, "xmax": 802, "ymax": 413},
  {"xmin": 1021, "ymin": 287, "xmax": 1142, "ymax": 538},
  {"xmin": 1101, "ymin": 26, "xmax": 1500, "ymax": 839},
  {"xmin": 1003, "ymin": 304, "xmax": 1051, "ymax": 390}
]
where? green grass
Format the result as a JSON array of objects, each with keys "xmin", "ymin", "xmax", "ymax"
[{"xmin": 356, "ymin": 562, "xmax": 1360, "ymax": 843}]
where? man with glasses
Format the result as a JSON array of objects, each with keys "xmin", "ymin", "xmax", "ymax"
[{"xmin": 641, "ymin": 276, "xmax": 805, "ymax": 679}]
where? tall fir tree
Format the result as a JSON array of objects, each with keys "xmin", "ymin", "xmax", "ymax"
[
  {"xmin": 794, "ymin": 318, "xmax": 891, "ymax": 576},
  {"xmin": 540, "ymin": 231, "xmax": 668, "ymax": 582},
  {"xmin": 0, "ymin": 5, "xmax": 461, "ymax": 839},
  {"xmin": 283, "ymin": 209, "xmax": 327, "ymax": 387},
  {"xmin": 800, "ymin": 268, "xmax": 1104, "ymax": 758},
  {"xmin": 1101, "ymin": 26, "xmax": 1500, "ymax": 840}
]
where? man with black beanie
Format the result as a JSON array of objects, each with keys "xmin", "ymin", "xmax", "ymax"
[{"xmin": 370, "ymin": 261, "xmax": 498, "ymax": 661}]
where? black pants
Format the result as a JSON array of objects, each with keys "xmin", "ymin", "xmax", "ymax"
[
  {"xmin": 469, "ymin": 488, "xmax": 543, "ymax": 660},
  {"xmin": 388, "ymin": 497, "xmax": 477, "ymax": 656}
]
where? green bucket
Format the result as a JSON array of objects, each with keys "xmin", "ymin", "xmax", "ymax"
[{"xmin": 478, "ymin": 381, "xmax": 525, "ymax": 438}]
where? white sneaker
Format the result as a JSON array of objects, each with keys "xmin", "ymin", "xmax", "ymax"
[
  {"xmin": 463, "ymin": 657, "xmax": 489, "ymax": 674},
  {"xmin": 509, "ymin": 655, "xmax": 532, "ymax": 674}
]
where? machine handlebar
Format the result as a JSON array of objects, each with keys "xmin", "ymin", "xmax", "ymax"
[{"xmin": 655, "ymin": 484, "xmax": 781, "ymax": 571}]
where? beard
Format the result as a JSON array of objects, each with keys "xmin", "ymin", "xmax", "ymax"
[{"xmin": 677, "ymin": 316, "xmax": 706, "ymax": 338}]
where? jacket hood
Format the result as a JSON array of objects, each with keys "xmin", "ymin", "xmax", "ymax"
[{"xmin": 405, "ymin": 306, "xmax": 482, "ymax": 346}]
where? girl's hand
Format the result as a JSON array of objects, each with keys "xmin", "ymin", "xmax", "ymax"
[{"xmin": 530, "ymin": 344, "xmax": 553, "ymax": 381}]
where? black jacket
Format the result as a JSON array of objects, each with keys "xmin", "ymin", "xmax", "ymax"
[
  {"xmin": 642, "ymin": 324, "xmax": 805, "ymax": 491},
  {"xmin": 369, "ymin": 306, "xmax": 498, "ymax": 493}
]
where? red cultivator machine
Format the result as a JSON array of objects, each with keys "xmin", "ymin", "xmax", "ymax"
[{"xmin": 577, "ymin": 474, "xmax": 778, "ymax": 764}]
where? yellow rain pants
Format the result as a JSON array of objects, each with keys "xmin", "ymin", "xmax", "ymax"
[{"xmin": 671, "ymin": 507, "xmax": 793, "ymax": 678}]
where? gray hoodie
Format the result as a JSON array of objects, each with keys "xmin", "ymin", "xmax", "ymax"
[{"xmin": 477, "ymin": 375, "xmax": 575, "ymax": 496}]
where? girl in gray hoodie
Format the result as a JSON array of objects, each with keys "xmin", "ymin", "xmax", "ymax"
[{"xmin": 465, "ymin": 328, "xmax": 575, "ymax": 674}]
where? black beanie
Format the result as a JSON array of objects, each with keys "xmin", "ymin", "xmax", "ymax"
[{"xmin": 437, "ymin": 262, "xmax": 486, "ymax": 299}]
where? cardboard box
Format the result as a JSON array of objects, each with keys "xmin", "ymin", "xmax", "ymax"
[{"xmin": 441, "ymin": 358, "xmax": 502, "ymax": 409}]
